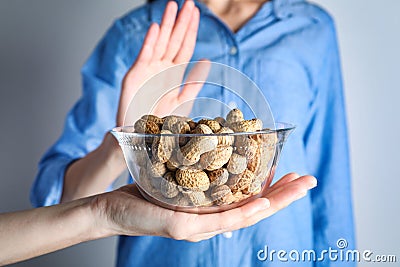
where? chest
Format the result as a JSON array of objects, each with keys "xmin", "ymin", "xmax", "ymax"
[{"xmin": 192, "ymin": 40, "xmax": 314, "ymax": 128}]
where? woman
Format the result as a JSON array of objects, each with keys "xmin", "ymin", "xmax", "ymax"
[{"xmin": 31, "ymin": 0, "xmax": 355, "ymax": 266}]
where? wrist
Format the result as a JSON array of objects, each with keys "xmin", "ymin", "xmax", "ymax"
[
  {"xmin": 61, "ymin": 132, "xmax": 127, "ymax": 203},
  {"xmin": 99, "ymin": 132, "xmax": 125, "ymax": 167},
  {"xmin": 87, "ymin": 193, "xmax": 120, "ymax": 238}
]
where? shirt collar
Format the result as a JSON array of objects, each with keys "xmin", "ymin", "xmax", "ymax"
[
  {"xmin": 273, "ymin": 0, "xmax": 304, "ymax": 19},
  {"xmin": 150, "ymin": 0, "xmax": 304, "ymax": 23}
]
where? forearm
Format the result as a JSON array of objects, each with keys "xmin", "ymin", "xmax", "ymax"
[
  {"xmin": 0, "ymin": 197, "xmax": 110, "ymax": 266},
  {"xmin": 61, "ymin": 132, "xmax": 126, "ymax": 203}
]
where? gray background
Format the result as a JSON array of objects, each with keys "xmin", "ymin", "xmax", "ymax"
[{"xmin": 0, "ymin": 0, "xmax": 399, "ymax": 266}]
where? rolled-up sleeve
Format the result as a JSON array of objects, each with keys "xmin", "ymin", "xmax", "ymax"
[
  {"xmin": 30, "ymin": 19, "xmax": 129, "ymax": 207},
  {"xmin": 303, "ymin": 18, "xmax": 356, "ymax": 266}
]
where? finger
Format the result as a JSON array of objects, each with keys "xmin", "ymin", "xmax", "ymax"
[
  {"xmin": 156, "ymin": 86, "xmax": 181, "ymax": 106},
  {"xmin": 269, "ymin": 172, "xmax": 300, "ymax": 190},
  {"xmin": 178, "ymin": 60, "xmax": 211, "ymax": 103},
  {"xmin": 173, "ymin": 6, "xmax": 200, "ymax": 63},
  {"xmin": 135, "ymin": 23, "xmax": 160, "ymax": 66},
  {"xmin": 183, "ymin": 197, "xmax": 271, "ymax": 241},
  {"xmin": 172, "ymin": 175, "xmax": 314, "ymax": 240},
  {"xmin": 152, "ymin": 1, "xmax": 178, "ymax": 60},
  {"xmin": 265, "ymin": 175, "xmax": 317, "ymax": 201},
  {"xmin": 173, "ymin": 197, "xmax": 270, "ymax": 239},
  {"xmin": 186, "ymin": 232, "xmax": 219, "ymax": 242},
  {"xmin": 229, "ymin": 176, "xmax": 317, "ymax": 230},
  {"xmin": 189, "ymin": 176, "xmax": 316, "ymax": 238},
  {"xmin": 163, "ymin": 1, "xmax": 195, "ymax": 61}
]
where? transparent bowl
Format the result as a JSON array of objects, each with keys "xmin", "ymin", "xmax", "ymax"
[{"xmin": 111, "ymin": 122, "xmax": 295, "ymax": 214}]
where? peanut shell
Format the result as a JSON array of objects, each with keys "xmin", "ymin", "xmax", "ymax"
[
  {"xmin": 235, "ymin": 136, "xmax": 258, "ymax": 160},
  {"xmin": 175, "ymin": 168, "xmax": 210, "ymax": 191},
  {"xmin": 216, "ymin": 127, "xmax": 234, "ymax": 146},
  {"xmin": 141, "ymin": 114, "xmax": 164, "ymax": 126},
  {"xmin": 226, "ymin": 108, "xmax": 244, "ymax": 124},
  {"xmin": 227, "ymin": 169, "xmax": 255, "ymax": 192},
  {"xmin": 211, "ymin": 185, "xmax": 234, "ymax": 205},
  {"xmin": 198, "ymin": 119, "xmax": 222, "ymax": 133},
  {"xmin": 199, "ymin": 145, "xmax": 233, "ymax": 171},
  {"xmin": 214, "ymin": 116, "xmax": 226, "ymax": 126},
  {"xmin": 147, "ymin": 161, "xmax": 167, "ymax": 177},
  {"xmin": 227, "ymin": 153, "xmax": 247, "ymax": 174},
  {"xmin": 134, "ymin": 119, "xmax": 160, "ymax": 134},
  {"xmin": 229, "ymin": 119, "xmax": 263, "ymax": 133},
  {"xmin": 160, "ymin": 172, "xmax": 179, "ymax": 198},
  {"xmin": 152, "ymin": 130, "xmax": 175, "ymax": 163},
  {"xmin": 182, "ymin": 190, "xmax": 212, "ymax": 206},
  {"xmin": 177, "ymin": 125, "xmax": 218, "ymax": 166},
  {"xmin": 208, "ymin": 168, "xmax": 229, "ymax": 187}
]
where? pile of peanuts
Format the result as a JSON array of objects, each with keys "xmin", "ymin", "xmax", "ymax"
[{"xmin": 127, "ymin": 109, "xmax": 277, "ymax": 208}]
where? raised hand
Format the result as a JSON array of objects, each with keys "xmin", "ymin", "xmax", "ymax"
[{"xmin": 117, "ymin": 1, "xmax": 204, "ymax": 126}]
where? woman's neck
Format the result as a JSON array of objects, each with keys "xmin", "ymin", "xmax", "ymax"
[{"xmin": 200, "ymin": 0, "xmax": 269, "ymax": 32}]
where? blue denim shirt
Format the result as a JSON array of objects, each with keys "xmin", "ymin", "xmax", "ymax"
[{"xmin": 31, "ymin": 0, "xmax": 355, "ymax": 266}]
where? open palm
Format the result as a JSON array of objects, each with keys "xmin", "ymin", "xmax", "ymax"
[
  {"xmin": 93, "ymin": 173, "xmax": 316, "ymax": 242},
  {"xmin": 117, "ymin": 1, "xmax": 205, "ymax": 126}
]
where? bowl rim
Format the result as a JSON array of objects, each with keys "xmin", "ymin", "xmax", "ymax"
[{"xmin": 111, "ymin": 122, "xmax": 296, "ymax": 137}]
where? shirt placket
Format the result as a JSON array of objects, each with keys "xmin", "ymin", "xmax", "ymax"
[
  {"xmin": 219, "ymin": 28, "xmax": 242, "ymax": 267},
  {"xmin": 222, "ymin": 31, "xmax": 241, "ymax": 111}
]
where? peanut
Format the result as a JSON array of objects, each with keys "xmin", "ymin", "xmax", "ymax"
[
  {"xmin": 227, "ymin": 169, "xmax": 255, "ymax": 193},
  {"xmin": 182, "ymin": 190, "xmax": 212, "ymax": 206},
  {"xmin": 147, "ymin": 160, "xmax": 167, "ymax": 177},
  {"xmin": 231, "ymin": 191, "xmax": 244, "ymax": 202},
  {"xmin": 177, "ymin": 124, "xmax": 218, "ymax": 166},
  {"xmin": 198, "ymin": 119, "xmax": 222, "ymax": 132},
  {"xmin": 175, "ymin": 194, "xmax": 191, "ymax": 206},
  {"xmin": 211, "ymin": 185, "xmax": 234, "ymax": 205},
  {"xmin": 208, "ymin": 168, "xmax": 229, "ymax": 187},
  {"xmin": 227, "ymin": 153, "xmax": 247, "ymax": 174},
  {"xmin": 235, "ymin": 136, "xmax": 259, "ymax": 160},
  {"xmin": 170, "ymin": 120, "xmax": 191, "ymax": 134},
  {"xmin": 134, "ymin": 119, "xmax": 160, "ymax": 134},
  {"xmin": 141, "ymin": 114, "xmax": 164, "ymax": 126},
  {"xmin": 226, "ymin": 108, "xmax": 244, "ymax": 124},
  {"xmin": 187, "ymin": 120, "xmax": 197, "ymax": 131},
  {"xmin": 152, "ymin": 130, "xmax": 175, "ymax": 163},
  {"xmin": 216, "ymin": 127, "xmax": 234, "ymax": 146},
  {"xmin": 175, "ymin": 168, "xmax": 210, "ymax": 191},
  {"xmin": 160, "ymin": 172, "xmax": 179, "ymax": 198},
  {"xmin": 247, "ymin": 146, "xmax": 261, "ymax": 173},
  {"xmin": 243, "ymin": 180, "xmax": 263, "ymax": 194},
  {"xmin": 253, "ymin": 144, "xmax": 275, "ymax": 182},
  {"xmin": 165, "ymin": 151, "xmax": 181, "ymax": 171},
  {"xmin": 199, "ymin": 145, "xmax": 233, "ymax": 171},
  {"xmin": 229, "ymin": 118, "xmax": 263, "ymax": 133},
  {"xmin": 214, "ymin": 116, "xmax": 226, "ymax": 126},
  {"xmin": 161, "ymin": 115, "xmax": 190, "ymax": 131}
]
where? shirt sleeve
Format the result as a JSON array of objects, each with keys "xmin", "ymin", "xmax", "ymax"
[
  {"xmin": 303, "ymin": 19, "xmax": 356, "ymax": 266},
  {"xmin": 30, "ymin": 19, "xmax": 129, "ymax": 207}
]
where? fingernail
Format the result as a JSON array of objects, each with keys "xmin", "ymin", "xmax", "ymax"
[
  {"xmin": 257, "ymin": 198, "xmax": 270, "ymax": 210},
  {"xmin": 310, "ymin": 177, "xmax": 318, "ymax": 188}
]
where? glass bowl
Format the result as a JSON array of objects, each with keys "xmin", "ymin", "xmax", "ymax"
[{"xmin": 111, "ymin": 122, "xmax": 294, "ymax": 214}]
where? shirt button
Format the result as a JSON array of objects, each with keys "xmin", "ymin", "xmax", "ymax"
[
  {"xmin": 228, "ymin": 101, "xmax": 237, "ymax": 109},
  {"xmin": 229, "ymin": 46, "xmax": 238, "ymax": 55},
  {"xmin": 222, "ymin": 231, "xmax": 233, "ymax": 239}
]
